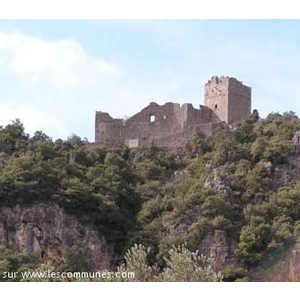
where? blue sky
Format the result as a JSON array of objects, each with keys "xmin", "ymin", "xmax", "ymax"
[{"xmin": 0, "ymin": 20, "xmax": 299, "ymax": 141}]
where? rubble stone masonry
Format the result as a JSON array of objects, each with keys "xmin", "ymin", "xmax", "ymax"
[{"xmin": 95, "ymin": 76, "xmax": 252, "ymax": 148}]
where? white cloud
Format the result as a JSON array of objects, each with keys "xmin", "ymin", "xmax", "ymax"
[
  {"xmin": 0, "ymin": 102, "xmax": 68, "ymax": 138},
  {"xmin": 0, "ymin": 30, "xmax": 127, "ymax": 140},
  {"xmin": 0, "ymin": 29, "xmax": 192, "ymax": 141},
  {"xmin": 1, "ymin": 23, "xmax": 299, "ymax": 141},
  {"xmin": 0, "ymin": 31, "xmax": 123, "ymax": 89}
]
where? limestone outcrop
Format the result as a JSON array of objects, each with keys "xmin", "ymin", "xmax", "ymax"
[
  {"xmin": 0, "ymin": 203, "xmax": 112, "ymax": 271},
  {"xmin": 257, "ymin": 242, "xmax": 300, "ymax": 281},
  {"xmin": 198, "ymin": 230, "xmax": 236, "ymax": 272},
  {"xmin": 204, "ymin": 168, "xmax": 234, "ymax": 203}
]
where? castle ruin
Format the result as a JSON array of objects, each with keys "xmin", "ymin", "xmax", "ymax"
[{"xmin": 95, "ymin": 76, "xmax": 251, "ymax": 148}]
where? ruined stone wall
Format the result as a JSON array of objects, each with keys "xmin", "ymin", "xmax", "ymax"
[
  {"xmin": 95, "ymin": 102, "xmax": 218, "ymax": 148},
  {"xmin": 121, "ymin": 102, "xmax": 184, "ymax": 147},
  {"xmin": 95, "ymin": 112, "xmax": 125, "ymax": 148},
  {"xmin": 95, "ymin": 76, "xmax": 252, "ymax": 148}
]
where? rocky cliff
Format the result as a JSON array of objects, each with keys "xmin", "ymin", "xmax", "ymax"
[
  {"xmin": 254, "ymin": 242, "xmax": 300, "ymax": 281},
  {"xmin": 198, "ymin": 230, "xmax": 236, "ymax": 272},
  {"xmin": 0, "ymin": 203, "xmax": 112, "ymax": 271}
]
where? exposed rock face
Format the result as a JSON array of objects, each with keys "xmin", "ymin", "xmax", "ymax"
[
  {"xmin": 161, "ymin": 209, "xmax": 236, "ymax": 272},
  {"xmin": 162, "ymin": 205, "xmax": 202, "ymax": 234},
  {"xmin": 272, "ymin": 130, "xmax": 300, "ymax": 189},
  {"xmin": 201, "ymin": 170, "xmax": 237, "ymax": 271},
  {"xmin": 272, "ymin": 157, "xmax": 300, "ymax": 190},
  {"xmin": 204, "ymin": 169, "xmax": 234, "ymax": 203},
  {"xmin": 259, "ymin": 242, "xmax": 300, "ymax": 282},
  {"xmin": 198, "ymin": 230, "xmax": 236, "ymax": 272},
  {"xmin": 292, "ymin": 130, "xmax": 300, "ymax": 149},
  {"xmin": 0, "ymin": 203, "xmax": 112, "ymax": 271}
]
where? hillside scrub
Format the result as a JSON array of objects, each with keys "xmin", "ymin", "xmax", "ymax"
[{"xmin": 1, "ymin": 111, "xmax": 300, "ymax": 281}]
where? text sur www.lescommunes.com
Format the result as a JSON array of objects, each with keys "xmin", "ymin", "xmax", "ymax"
[{"xmin": 2, "ymin": 270, "xmax": 135, "ymax": 280}]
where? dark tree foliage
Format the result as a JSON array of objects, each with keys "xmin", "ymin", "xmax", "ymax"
[{"xmin": 1, "ymin": 111, "xmax": 300, "ymax": 277}]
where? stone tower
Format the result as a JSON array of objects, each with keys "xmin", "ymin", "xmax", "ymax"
[
  {"xmin": 204, "ymin": 76, "xmax": 251, "ymax": 124},
  {"xmin": 94, "ymin": 76, "xmax": 252, "ymax": 148}
]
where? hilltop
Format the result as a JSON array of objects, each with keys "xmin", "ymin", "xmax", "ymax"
[{"xmin": 1, "ymin": 110, "xmax": 300, "ymax": 281}]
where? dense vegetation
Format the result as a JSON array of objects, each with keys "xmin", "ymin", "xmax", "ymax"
[{"xmin": 1, "ymin": 110, "xmax": 300, "ymax": 281}]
